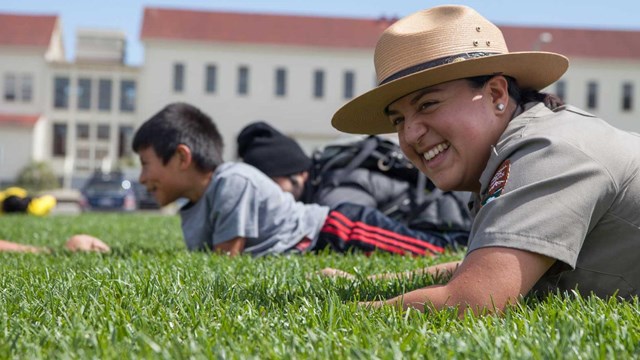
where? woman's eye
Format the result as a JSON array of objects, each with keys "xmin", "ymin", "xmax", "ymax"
[
  {"xmin": 391, "ymin": 117, "xmax": 404, "ymax": 127},
  {"xmin": 418, "ymin": 101, "xmax": 436, "ymax": 111}
]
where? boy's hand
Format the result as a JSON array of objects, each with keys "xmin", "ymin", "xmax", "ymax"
[{"xmin": 65, "ymin": 234, "xmax": 111, "ymax": 253}]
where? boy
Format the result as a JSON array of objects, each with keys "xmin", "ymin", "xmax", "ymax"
[{"xmin": 132, "ymin": 102, "xmax": 465, "ymax": 257}]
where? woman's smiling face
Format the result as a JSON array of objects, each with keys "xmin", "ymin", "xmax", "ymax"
[{"xmin": 386, "ymin": 78, "xmax": 509, "ymax": 192}]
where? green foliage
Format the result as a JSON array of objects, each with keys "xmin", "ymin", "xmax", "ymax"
[
  {"xmin": 14, "ymin": 161, "xmax": 60, "ymax": 192},
  {"xmin": 1, "ymin": 214, "xmax": 639, "ymax": 359}
]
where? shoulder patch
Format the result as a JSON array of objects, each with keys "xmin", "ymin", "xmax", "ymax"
[{"xmin": 482, "ymin": 159, "xmax": 511, "ymax": 206}]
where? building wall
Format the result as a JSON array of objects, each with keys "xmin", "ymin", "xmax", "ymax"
[
  {"xmin": 39, "ymin": 62, "xmax": 140, "ymax": 187},
  {"xmin": 0, "ymin": 48, "xmax": 48, "ymax": 114},
  {"xmin": 44, "ymin": 22, "xmax": 65, "ymax": 62},
  {"xmin": 555, "ymin": 58, "xmax": 640, "ymax": 132},
  {"xmin": 140, "ymin": 40, "xmax": 376, "ymax": 159},
  {"xmin": 0, "ymin": 125, "xmax": 34, "ymax": 185},
  {"xmin": 0, "ymin": 49, "xmax": 48, "ymax": 183}
]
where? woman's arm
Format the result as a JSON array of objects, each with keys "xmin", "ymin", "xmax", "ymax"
[
  {"xmin": 319, "ymin": 260, "xmax": 461, "ymax": 281},
  {"xmin": 368, "ymin": 247, "xmax": 555, "ymax": 315}
]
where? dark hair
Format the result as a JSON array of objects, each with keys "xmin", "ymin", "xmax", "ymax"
[
  {"xmin": 132, "ymin": 102, "xmax": 224, "ymax": 171},
  {"xmin": 466, "ymin": 75, "xmax": 564, "ymax": 110}
]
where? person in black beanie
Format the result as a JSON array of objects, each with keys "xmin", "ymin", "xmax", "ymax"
[{"xmin": 237, "ymin": 121, "xmax": 312, "ymax": 200}]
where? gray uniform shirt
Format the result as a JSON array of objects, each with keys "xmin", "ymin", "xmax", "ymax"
[
  {"xmin": 468, "ymin": 103, "xmax": 640, "ymax": 299},
  {"xmin": 180, "ymin": 162, "xmax": 329, "ymax": 257}
]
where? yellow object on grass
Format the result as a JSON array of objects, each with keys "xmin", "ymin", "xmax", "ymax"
[
  {"xmin": 27, "ymin": 194, "xmax": 57, "ymax": 216},
  {"xmin": 0, "ymin": 187, "xmax": 57, "ymax": 216}
]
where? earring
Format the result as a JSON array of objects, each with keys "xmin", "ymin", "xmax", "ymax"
[{"xmin": 497, "ymin": 103, "xmax": 505, "ymax": 111}]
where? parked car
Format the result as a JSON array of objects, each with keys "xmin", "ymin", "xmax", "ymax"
[{"xmin": 79, "ymin": 171, "xmax": 159, "ymax": 211}]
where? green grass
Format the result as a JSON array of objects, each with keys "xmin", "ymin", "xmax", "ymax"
[{"xmin": 1, "ymin": 213, "xmax": 638, "ymax": 359}]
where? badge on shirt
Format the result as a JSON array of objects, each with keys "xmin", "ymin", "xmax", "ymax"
[{"xmin": 482, "ymin": 159, "xmax": 511, "ymax": 206}]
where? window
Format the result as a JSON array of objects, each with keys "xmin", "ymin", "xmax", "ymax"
[
  {"xmin": 20, "ymin": 74, "xmax": 33, "ymax": 102},
  {"xmin": 54, "ymin": 76, "xmax": 70, "ymax": 109},
  {"xmin": 587, "ymin": 81, "xmax": 598, "ymax": 109},
  {"xmin": 3, "ymin": 74, "xmax": 16, "ymax": 101},
  {"xmin": 76, "ymin": 148, "xmax": 90, "ymax": 160},
  {"xmin": 173, "ymin": 63, "xmax": 185, "ymax": 92},
  {"xmin": 5, "ymin": 73, "xmax": 33, "ymax": 102},
  {"xmin": 120, "ymin": 80, "xmax": 136, "ymax": 112},
  {"xmin": 118, "ymin": 125, "xmax": 134, "ymax": 157},
  {"xmin": 313, "ymin": 70, "xmax": 325, "ymax": 99},
  {"xmin": 98, "ymin": 79, "xmax": 112, "ymax": 111},
  {"xmin": 555, "ymin": 80, "xmax": 566, "ymax": 101},
  {"xmin": 77, "ymin": 78, "xmax": 92, "ymax": 110},
  {"xmin": 275, "ymin": 68, "xmax": 287, "ymax": 97},
  {"xmin": 76, "ymin": 123, "xmax": 90, "ymax": 140},
  {"xmin": 52, "ymin": 123, "xmax": 67, "ymax": 156},
  {"xmin": 622, "ymin": 82, "xmax": 633, "ymax": 111},
  {"xmin": 97, "ymin": 124, "xmax": 110, "ymax": 140},
  {"xmin": 343, "ymin": 71, "xmax": 355, "ymax": 99},
  {"xmin": 205, "ymin": 64, "xmax": 217, "ymax": 93},
  {"xmin": 95, "ymin": 148, "xmax": 109, "ymax": 161},
  {"xmin": 237, "ymin": 66, "xmax": 249, "ymax": 95}
]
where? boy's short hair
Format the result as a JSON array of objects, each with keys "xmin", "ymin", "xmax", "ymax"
[{"xmin": 132, "ymin": 102, "xmax": 224, "ymax": 171}]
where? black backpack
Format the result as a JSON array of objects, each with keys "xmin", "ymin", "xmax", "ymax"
[{"xmin": 309, "ymin": 135, "xmax": 473, "ymax": 233}]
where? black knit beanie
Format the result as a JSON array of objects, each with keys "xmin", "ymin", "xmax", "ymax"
[{"xmin": 237, "ymin": 121, "xmax": 312, "ymax": 177}]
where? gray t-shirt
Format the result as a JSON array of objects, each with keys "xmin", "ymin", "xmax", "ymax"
[
  {"xmin": 180, "ymin": 162, "xmax": 330, "ymax": 256},
  {"xmin": 468, "ymin": 103, "xmax": 640, "ymax": 299}
]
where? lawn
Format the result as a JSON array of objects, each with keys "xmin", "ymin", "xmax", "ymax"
[{"xmin": 1, "ymin": 213, "xmax": 638, "ymax": 359}]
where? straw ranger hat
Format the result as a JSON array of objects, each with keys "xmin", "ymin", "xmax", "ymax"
[{"xmin": 332, "ymin": 5, "xmax": 569, "ymax": 134}]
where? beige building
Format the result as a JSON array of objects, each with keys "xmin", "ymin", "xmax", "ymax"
[
  {"xmin": 0, "ymin": 13, "xmax": 64, "ymax": 185},
  {"xmin": 1, "ymin": 8, "xmax": 639, "ymax": 187},
  {"xmin": 0, "ymin": 13, "xmax": 139, "ymax": 187}
]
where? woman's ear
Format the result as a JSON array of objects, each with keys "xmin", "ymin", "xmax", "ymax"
[
  {"xmin": 487, "ymin": 76, "xmax": 510, "ymax": 114},
  {"xmin": 175, "ymin": 144, "xmax": 193, "ymax": 170}
]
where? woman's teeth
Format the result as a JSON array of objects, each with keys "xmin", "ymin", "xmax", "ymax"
[{"xmin": 423, "ymin": 142, "xmax": 450, "ymax": 161}]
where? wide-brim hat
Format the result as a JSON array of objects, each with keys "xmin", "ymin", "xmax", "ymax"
[{"xmin": 332, "ymin": 5, "xmax": 569, "ymax": 135}]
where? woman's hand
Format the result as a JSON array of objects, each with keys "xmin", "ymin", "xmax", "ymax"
[
  {"xmin": 316, "ymin": 267, "xmax": 356, "ymax": 280},
  {"xmin": 65, "ymin": 234, "xmax": 111, "ymax": 253}
]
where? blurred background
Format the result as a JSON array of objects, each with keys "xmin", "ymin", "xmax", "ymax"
[{"xmin": 0, "ymin": 0, "xmax": 638, "ymax": 212}]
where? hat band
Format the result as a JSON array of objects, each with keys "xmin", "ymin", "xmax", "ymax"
[{"xmin": 379, "ymin": 51, "xmax": 500, "ymax": 86}]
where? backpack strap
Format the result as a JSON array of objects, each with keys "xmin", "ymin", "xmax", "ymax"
[{"xmin": 329, "ymin": 136, "xmax": 379, "ymax": 187}]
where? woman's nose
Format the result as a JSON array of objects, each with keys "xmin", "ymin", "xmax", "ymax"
[{"xmin": 402, "ymin": 117, "xmax": 427, "ymax": 147}]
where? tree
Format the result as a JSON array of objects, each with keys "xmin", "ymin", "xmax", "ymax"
[{"xmin": 15, "ymin": 161, "xmax": 59, "ymax": 192}]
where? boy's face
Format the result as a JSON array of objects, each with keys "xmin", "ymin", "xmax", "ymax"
[{"xmin": 137, "ymin": 147, "xmax": 185, "ymax": 206}]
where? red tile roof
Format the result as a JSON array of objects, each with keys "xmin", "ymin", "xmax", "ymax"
[
  {"xmin": 0, "ymin": 13, "xmax": 57, "ymax": 48},
  {"xmin": 502, "ymin": 26, "xmax": 640, "ymax": 60},
  {"xmin": 141, "ymin": 7, "xmax": 394, "ymax": 49},
  {"xmin": 0, "ymin": 114, "xmax": 40, "ymax": 127},
  {"xmin": 141, "ymin": 7, "xmax": 640, "ymax": 60}
]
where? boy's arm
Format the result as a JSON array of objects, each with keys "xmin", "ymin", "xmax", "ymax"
[
  {"xmin": 0, "ymin": 239, "xmax": 43, "ymax": 253},
  {"xmin": 65, "ymin": 234, "xmax": 111, "ymax": 253},
  {"xmin": 214, "ymin": 236, "xmax": 246, "ymax": 257}
]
